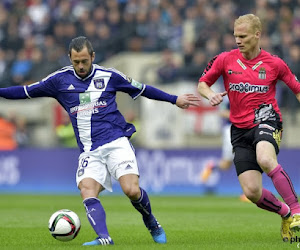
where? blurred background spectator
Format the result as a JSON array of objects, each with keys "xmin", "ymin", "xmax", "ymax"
[
  {"xmin": 157, "ymin": 48, "xmax": 180, "ymax": 84},
  {"xmin": 56, "ymin": 112, "xmax": 77, "ymax": 148},
  {"xmin": 7, "ymin": 112, "xmax": 29, "ymax": 148},
  {"xmin": 0, "ymin": 112, "xmax": 28, "ymax": 150},
  {"xmin": 0, "ymin": 113, "xmax": 17, "ymax": 150},
  {"xmin": 124, "ymin": 109, "xmax": 141, "ymax": 147}
]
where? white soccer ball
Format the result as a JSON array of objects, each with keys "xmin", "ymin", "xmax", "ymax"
[{"xmin": 48, "ymin": 209, "xmax": 81, "ymax": 241}]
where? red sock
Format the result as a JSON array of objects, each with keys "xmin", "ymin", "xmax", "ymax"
[
  {"xmin": 268, "ymin": 164, "xmax": 300, "ymax": 215},
  {"xmin": 256, "ymin": 188, "xmax": 290, "ymax": 217}
]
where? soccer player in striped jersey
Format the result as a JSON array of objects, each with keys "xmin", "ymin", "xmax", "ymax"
[
  {"xmin": 198, "ymin": 14, "xmax": 300, "ymax": 241},
  {"xmin": 0, "ymin": 36, "xmax": 200, "ymax": 245}
]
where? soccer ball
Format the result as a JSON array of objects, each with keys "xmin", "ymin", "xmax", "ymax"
[{"xmin": 48, "ymin": 209, "xmax": 81, "ymax": 241}]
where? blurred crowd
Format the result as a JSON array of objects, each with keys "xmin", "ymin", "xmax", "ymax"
[
  {"xmin": 0, "ymin": 0, "xmax": 299, "ymax": 84},
  {"xmin": 0, "ymin": 112, "xmax": 28, "ymax": 150},
  {"xmin": 0, "ymin": 0, "xmax": 300, "ymax": 149}
]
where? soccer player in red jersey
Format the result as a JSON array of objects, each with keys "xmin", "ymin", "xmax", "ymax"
[{"xmin": 198, "ymin": 14, "xmax": 300, "ymax": 241}]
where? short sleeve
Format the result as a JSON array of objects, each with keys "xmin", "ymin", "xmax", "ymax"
[
  {"xmin": 199, "ymin": 52, "xmax": 226, "ymax": 86},
  {"xmin": 110, "ymin": 71, "xmax": 146, "ymax": 99}
]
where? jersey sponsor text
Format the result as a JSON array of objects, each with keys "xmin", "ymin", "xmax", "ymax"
[
  {"xmin": 70, "ymin": 100, "xmax": 107, "ymax": 117},
  {"xmin": 229, "ymin": 82, "xmax": 269, "ymax": 93}
]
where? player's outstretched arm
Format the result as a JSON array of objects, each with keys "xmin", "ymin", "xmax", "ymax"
[
  {"xmin": 176, "ymin": 94, "xmax": 201, "ymax": 109},
  {"xmin": 198, "ymin": 81, "xmax": 227, "ymax": 106},
  {"xmin": 0, "ymin": 86, "xmax": 28, "ymax": 99},
  {"xmin": 141, "ymin": 85, "xmax": 200, "ymax": 108}
]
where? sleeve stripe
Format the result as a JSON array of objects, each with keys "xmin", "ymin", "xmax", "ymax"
[
  {"xmin": 94, "ymin": 64, "xmax": 128, "ymax": 80},
  {"xmin": 133, "ymin": 84, "xmax": 146, "ymax": 100},
  {"xmin": 42, "ymin": 66, "xmax": 72, "ymax": 81},
  {"xmin": 23, "ymin": 86, "xmax": 31, "ymax": 99}
]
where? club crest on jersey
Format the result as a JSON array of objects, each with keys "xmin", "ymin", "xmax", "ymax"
[
  {"xmin": 93, "ymin": 78, "xmax": 105, "ymax": 89},
  {"xmin": 258, "ymin": 68, "xmax": 266, "ymax": 79}
]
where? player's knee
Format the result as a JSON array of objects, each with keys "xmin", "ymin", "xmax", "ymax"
[
  {"xmin": 123, "ymin": 184, "xmax": 140, "ymax": 200},
  {"xmin": 256, "ymin": 154, "xmax": 277, "ymax": 172},
  {"xmin": 80, "ymin": 187, "xmax": 93, "ymax": 199},
  {"xmin": 78, "ymin": 179, "xmax": 102, "ymax": 199},
  {"xmin": 243, "ymin": 185, "xmax": 261, "ymax": 202}
]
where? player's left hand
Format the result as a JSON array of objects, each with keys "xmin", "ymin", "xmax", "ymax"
[{"xmin": 176, "ymin": 94, "xmax": 201, "ymax": 109}]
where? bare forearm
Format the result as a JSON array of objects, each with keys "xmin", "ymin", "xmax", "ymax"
[
  {"xmin": 197, "ymin": 81, "xmax": 227, "ymax": 106},
  {"xmin": 197, "ymin": 81, "xmax": 215, "ymax": 100}
]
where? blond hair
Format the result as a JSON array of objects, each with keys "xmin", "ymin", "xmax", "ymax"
[{"xmin": 234, "ymin": 14, "xmax": 262, "ymax": 33}]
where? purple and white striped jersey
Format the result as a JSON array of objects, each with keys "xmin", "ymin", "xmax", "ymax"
[{"xmin": 24, "ymin": 64, "xmax": 145, "ymax": 152}]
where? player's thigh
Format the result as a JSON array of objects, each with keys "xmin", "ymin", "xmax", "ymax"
[
  {"xmin": 254, "ymin": 121, "xmax": 282, "ymax": 154},
  {"xmin": 78, "ymin": 177, "xmax": 103, "ymax": 199},
  {"xmin": 119, "ymin": 174, "xmax": 140, "ymax": 198},
  {"xmin": 76, "ymin": 152, "xmax": 112, "ymax": 192},
  {"xmin": 233, "ymin": 146, "xmax": 263, "ymax": 176},
  {"xmin": 106, "ymin": 137, "xmax": 139, "ymax": 180},
  {"xmin": 256, "ymin": 140, "xmax": 278, "ymax": 172}
]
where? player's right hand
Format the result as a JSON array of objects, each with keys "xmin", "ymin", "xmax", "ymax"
[
  {"xmin": 208, "ymin": 91, "xmax": 227, "ymax": 106},
  {"xmin": 176, "ymin": 93, "xmax": 201, "ymax": 109}
]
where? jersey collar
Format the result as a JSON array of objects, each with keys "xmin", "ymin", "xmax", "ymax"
[{"xmin": 73, "ymin": 64, "xmax": 95, "ymax": 81}]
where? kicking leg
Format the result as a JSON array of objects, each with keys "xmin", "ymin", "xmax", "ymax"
[
  {"xmin": 257, "ymin": 141, "xmax": 300, "ymax": 215},
  {"xmin": 79, "ymin": 178, "xmax": 114, "ymax": 246},
  {"xmin": 239, "ymin": 169, "xmax": 293, "ymax": 240},
  {"xmin": 238, "ymin": 170, "xmax": 289, "ymax": 215},
  {"xmin": 119, "ymin": 174, "xmax": 167, "ymax": 244},
  {"xmin": 268, "ymin": 165, "xmax": 300, "ymax": 232},
  {"xmin": 257, "ymin": 141, "xmax": 300, "ymax": 232}
]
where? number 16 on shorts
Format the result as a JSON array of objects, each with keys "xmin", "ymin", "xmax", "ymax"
[{"xmin": 77, "ymin": 156, "xmax": 89, "ymax": 177}]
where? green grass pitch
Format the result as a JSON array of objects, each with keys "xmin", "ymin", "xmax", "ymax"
[{"xmin": 0, "ymin": 194, "xmax": 297, "ymax": 249}]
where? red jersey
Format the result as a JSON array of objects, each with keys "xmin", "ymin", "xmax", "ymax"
[{"xmin": 199, "ymin": 49, "xmax": 300, "ymax": 129}]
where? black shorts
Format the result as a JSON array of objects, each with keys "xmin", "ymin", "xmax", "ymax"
[{"xmin": 231, "ymin": 120, "xmax": 283, "ymax": 176}]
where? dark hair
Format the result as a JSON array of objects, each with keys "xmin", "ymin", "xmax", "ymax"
[{"xmin": 68, "ymin": 36, "xmax": 94, "ymax": 56}]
